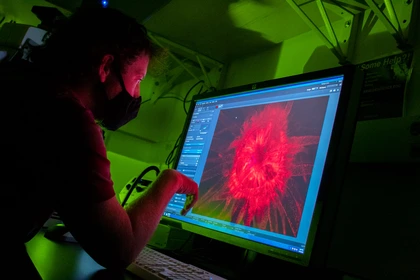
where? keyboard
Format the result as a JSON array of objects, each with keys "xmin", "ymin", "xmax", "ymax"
[{"xmin": 126, "ymin": 246, "xmax": 226, "ymax": 280}]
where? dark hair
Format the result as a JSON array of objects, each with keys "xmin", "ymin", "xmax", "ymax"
[{"xmin": 32, "ymin": 7, "xmax": 153, "ymax": 86}]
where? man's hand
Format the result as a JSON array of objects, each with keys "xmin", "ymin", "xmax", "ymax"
[{"xmin": 158, "ymin": 169, "xmax": 199, "ymax": 215}]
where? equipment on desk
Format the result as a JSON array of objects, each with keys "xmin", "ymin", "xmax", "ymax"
[
  {"xmin": 120, "ymin": 165, "xmax": 160, "ymax": 207},
  {"xmin": 154, "ymin": 65, "xmax": 363, "ymax": 269},
  {"xmin": 127, "ymin": 246, "xmax": 225, "ymax": 280}
]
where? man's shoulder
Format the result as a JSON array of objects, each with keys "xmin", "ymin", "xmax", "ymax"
[
  {"xmin": 51, "ymin": 96, "xmax": 94, "ymax": 124},
  {"xmin": 51, "ymin": 96, "xmax": 103, "ymax": 141}
]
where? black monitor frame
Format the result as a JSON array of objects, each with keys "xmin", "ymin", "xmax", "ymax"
[{"xmin": 170, "ymin": 65, "xmax": 364, "ymax": 268}]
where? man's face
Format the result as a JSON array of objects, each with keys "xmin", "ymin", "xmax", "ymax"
[
  {"xmin": 94, "ymin": 53, "xmax": 149, "ymax": 128},
  {"xmin": 98, "ymin": 53, "xmax": 149, "ymax": 102}
]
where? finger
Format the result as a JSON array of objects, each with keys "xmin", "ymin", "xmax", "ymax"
[
  {"xmin": 180, "ymin": 194, "xmax": 197, "ymax": 215},
  {"xmin": 180, "ymin": 196, "xmax": 189, "ymax": 215},
  {"xmin": 189, "ymin": 193, "xmax": 198, "ymax": 209},
  {"xmin": 180, "ymin": 195, "xmax": 193, "ymax": 215},
  {"xmin": 180, "ymin": 208, "xmax": 187, "ymax": 216}
]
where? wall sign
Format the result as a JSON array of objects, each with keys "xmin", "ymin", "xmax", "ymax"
[{"xmin": 357, "ymin": 51, "xmax": 413, "ymax": 121}]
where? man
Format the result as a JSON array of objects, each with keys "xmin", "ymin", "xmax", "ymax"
[{"xmin": 1, "ymin": 6, "xmax": 198, "ymax": 278}]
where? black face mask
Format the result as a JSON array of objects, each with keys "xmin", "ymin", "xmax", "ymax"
[{"xmin": 100, "ymin": 66, "xmax": 141, "ymax": 131}]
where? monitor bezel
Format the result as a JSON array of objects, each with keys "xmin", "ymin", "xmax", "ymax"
[{"xmin": 163, "ymin": 65, "xmax": 363, "ymax": 267}]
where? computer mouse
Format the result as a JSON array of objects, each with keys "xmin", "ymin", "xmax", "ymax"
[{"xmin": 44, "ymin": 223, "xmax": 77, "ymax": 243}]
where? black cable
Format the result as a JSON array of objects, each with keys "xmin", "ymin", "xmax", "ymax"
[
  {"xmin": 158, "ymin": 96, "xmax": 184, "ymax": 102},
  {"xmin": 121, "ymin": 165, "xmax": 160, "ymax": 207},
  {"xmin": 141, "ymin": 95, "xmax": 192, "ymax": 105},
  {"xmin": 143, "ymin": 80, "xmax": 212, "ymax": 109},
  {"xmin": 183, "ymin": 80, "xmax": 204, "ymax": 114},
  {"xmin": 141, "ymin": 82, "xmax": 210, "ymax": 169},
  {"xmin": 141, "ymin": 98, "xmax": 151, "ymax": 105},
  {"xmin": 165, "ymin": 82, "xmax": 207, "ymax": 169},
  {"xmin": 165, "ymin": 134, "xmax": 182, "ymax": 169}
]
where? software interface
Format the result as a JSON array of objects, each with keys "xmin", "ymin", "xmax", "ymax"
[{"xmin": 163, "ymin": 75, "xmax": 344, "ymax": 254}]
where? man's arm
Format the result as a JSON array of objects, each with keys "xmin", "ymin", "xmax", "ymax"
[{"xmin": 56, "ymin": 169, "xmax": 198, "ymax": 270}]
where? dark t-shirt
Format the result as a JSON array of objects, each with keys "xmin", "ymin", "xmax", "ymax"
[{"xmin": 1, "ymin": 77, "xmax": 115, "ymax": 276}]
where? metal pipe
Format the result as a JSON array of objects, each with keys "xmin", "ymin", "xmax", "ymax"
[
  {"xmin": 365, "ymin": 0, "xmax": 406, "ymax": 47},
  {"xmin": 148, "ymin": 31, "xmax": 223, "ymax": 69},
  {"xmin": 286, "ymin": 0, "xmax": 347, "ymax": 63},
  {"xmin": 196, "ymin": 54, "xmax": 212, "ymax": 89},
  {"xmin": 316, "ymin": 0, "xmax": 345, "ymax": 58},
  {"xmin": 384, "ymin": 0, "xmax": 402, "ymax": 34},
  {"xmin": 153, "ymin": 67, "xmax": 185, "ymax": 104},
  {"xmin": 148, "ymin": 33, "xmax": 207, "ymax": 88},
  {"xmin": 331, "ymin": 0, "xmax": 369, "ymax": 10}
]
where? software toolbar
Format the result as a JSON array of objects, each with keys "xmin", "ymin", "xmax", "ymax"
[{"xmin": 177, "ymin": 105, "xmax": 217, "ymax": 179}]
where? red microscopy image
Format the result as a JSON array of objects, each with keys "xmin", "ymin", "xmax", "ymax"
[{"xmin": 192, "ymin": 96, "xmax": 329, "ymax": 237}]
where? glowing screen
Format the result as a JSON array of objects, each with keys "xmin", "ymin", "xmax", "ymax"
[{"xmin": 163, "ymin": 75, "xmax": 344, "ymax": 255}]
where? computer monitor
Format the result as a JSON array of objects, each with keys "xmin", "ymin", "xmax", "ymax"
[{"xmin": 161, "ymin": 65, "xmax": 363, "ymax": 266}]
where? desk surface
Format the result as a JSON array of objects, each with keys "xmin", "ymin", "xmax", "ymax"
[
  {"xmin": 26, "ymin": 230, "xmax": 138, "ymax": 280},
  {"xmin": 25, "ymin": 229, "xmax": 342, "ymax": 280}
]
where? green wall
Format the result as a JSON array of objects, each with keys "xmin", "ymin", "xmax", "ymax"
[{"xmin": 2, "ymin": 0, "xmax": 418, "ymax": 187}]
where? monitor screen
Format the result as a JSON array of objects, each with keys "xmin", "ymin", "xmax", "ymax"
[{"xmin": 161, "ymin": 66, "xmax": 362, "ymax": 266}]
